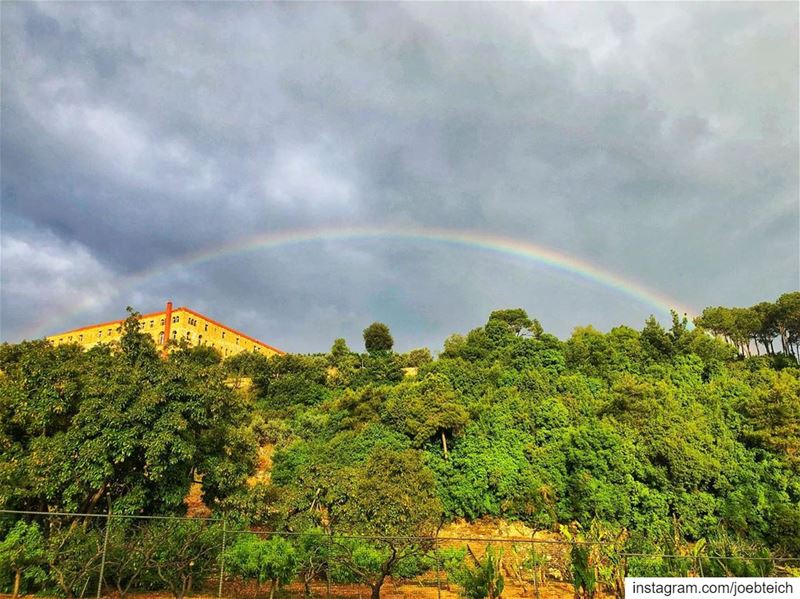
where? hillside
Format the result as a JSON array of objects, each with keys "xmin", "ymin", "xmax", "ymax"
[{"xmin": 1, "ymin": 293, "xmax": 798, "ymax": 597}]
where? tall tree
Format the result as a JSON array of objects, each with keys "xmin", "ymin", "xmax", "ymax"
[
  {"xmin": 335, "ymin": 449, "xmax": 442, "ymax": 599},
  {"xmin": 384, "ymin": 373, "xmax": 468, "ymax": 458},
  {"xmin": 776, "ymin": 292, "xmax": 800, "ymax": 359},
  {"xmin": 488, "ymin": 309, "xmax": 534, "ymax": 336},
  {"xmin": 363, "ymin": 322, "xmax": 394, "ymax": 354},
  {"xmin": 751, "ymin": 302, "xmax": 779, "ymax": 355},
  {"xmin": 0, "ymin": 311, "xmax": 257, "ymax": 515}
]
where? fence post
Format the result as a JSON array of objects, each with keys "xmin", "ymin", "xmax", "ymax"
[
  {"xmin": 434, "ymin": 533, "xmax": 442, "ymax": 599},
  {"xmin": 326, "ymin": 530, "xmax": 332, "ymax": 599},
  {"xmin": 218, "ymin": 516, "xmax": 227, "ymax": 599},
  {"xmin": 96, "ymin": 506, "xmax": 111, "ymax": 599}
]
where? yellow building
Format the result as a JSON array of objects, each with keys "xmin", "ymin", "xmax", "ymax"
[{"xmin": 47, "ymin": 301, "xmax": 284, "ymax": 358}]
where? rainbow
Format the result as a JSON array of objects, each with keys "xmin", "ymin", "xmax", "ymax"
[{"xmin": 27, "ymin": 225, "xmax": 696, "ymax": 340}]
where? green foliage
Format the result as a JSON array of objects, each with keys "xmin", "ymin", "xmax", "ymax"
[
  {"xmin": 224, "ymin": 350, "xmax": 270, "ymax": 378},
  {"xmin": 330, "ymin": 338, "xmax": 351, "ymax": 360},
  {"xmin": 147, "ymin": 520, "xmax": 221, "ymax": 599},
  {"xmin": 279, "ymin": 446, "xmax": 441, "ymax": 598},
  {"xmin": 363, "ymin": 322, "xmax": 394, "ymax": 354},
  {"xmin": 225, "ymin": 535, "xmax": 297, "ymax": 597},
  {"xmin": 45, "ymin": 522, "xmax": 104, "ymax": 599},
  {"xmin": 446, "ymin": 546, "xmax": 504, "ymax": 599},
  {"xmin": 102, "ymin": 521, "xmax": 161, "ymax": 599},
  {"xmin": 0, "ymin": 311, "xmax": 258, "ymax": 516},
  {"xmin": 360, "ymin": 352, "xmax": 404, "ymax": 384},
  {"xmin": 695, "ymin": 294, "xmax": 800, "ymax": 360},
  {"xmin": 336, "ymin": 448, "xmax": 442, "ymax": 538},
  {"xmin": 384, "ymin": 373, "xmax": 468, "ymax": 456},
  {"xmin": 570, "ymin": 543, "xmax": 596, "ymax": 599},
  {"xmin": 172, "ymin": 343, "xmax": 223, "ymax": 367},
  {"xmin": 250, "ymin": 354, "xmax": 331, "ymax": 413},
  {"xmin": 2, "ymin": 294, "xmax": 799, "ymax": 595},
  {"xmin": 0, "ymin": 521, "xmax": 47, "ymax": 596},
  {"xmin": 402, "ymin": 347, "xmax": 434, "ymax": 368}
]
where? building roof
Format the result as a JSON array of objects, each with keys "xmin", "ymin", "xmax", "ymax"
[{"xmin": 48, "ymin": 305, "xmax": 284, "ymax": 355}]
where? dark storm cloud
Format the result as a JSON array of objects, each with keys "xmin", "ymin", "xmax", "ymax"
[{"xmin": 1, "ymin": 2, "xmax": 797, "ymax": 350}]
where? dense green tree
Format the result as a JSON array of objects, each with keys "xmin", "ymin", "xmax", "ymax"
[
  {"xmin": 224, "ymin": 350, "xmax": 271, "ymax": 378},
  {"xmin": 330, "ymin": 338, "xmax": 351, "ymax": 360},
  {"xmin": 334, "ymin": 449, "xmax": 442, "ymax": 599},
  {"xmin": 363, "ymin": 322, "xmax": 394, "ymax": 354},
  {"xmin": 0, "ymin": 521, "xmax": 46, "ymax": 598},
  {"xmin": 3, "ymin": 292, "xmax": 800, "ymax": 596},
  {"xmin": 145, "ymin": 520, "xmax": 221, "ymax": 599},
  {"xmin": 641, "ymin": 316, "xmax": 674, "ymax": 361},
  {"xmin": 251, "ymin": 354, "xmax": 330, "ymax": 412},
  {"xmin": 0, "ymin": 311, "xmax": 257, "ymax": 515},
  {"xmin": 172, "ymin": 343, "xmax": 223, "ymax": 367},
  {"xmin": 447, "ymin": 546, "xmax": 505, "ymax": 599},
  {"xmin": 384, "ymin": 373, "xmax": 468, "ymax": 458},
  {"xmin": 776, "ymin": 292, "xmax": 800, "ymax": 358},
  {"xmin": 226, "ymin": 535, "xmax": 297, "ymax": 599},
  {"xmin": 489, "ymin": 308, "xmax": 533, "ymax": 336},
  {"xmin": 751, "ymin": 302, "xmax": 779, "ymax": 355},
  {"xmin": 442, "ymin": 333, "xmax": 467, "ymax": 358},
  {"xmin": 359, "ymin": 352, "xmax": 404, "ymax": 385},
  {"xmin": 402, "ymin": 347, "xmax": 433, "ymax": 368}
]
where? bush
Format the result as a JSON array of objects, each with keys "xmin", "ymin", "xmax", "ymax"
[
  {"xmin": 445, "ymin": 546, "xmax": 504, "ymax": 599},
  {"xmin": 147, "ymin": 520, "xmax": 222, "ymax": 599},
  {"xmin": 225, "ymin": 535, "xmax": 297, "ymax": 599},
  {"xmin": 0, "ymin": 521, "xmax": 47, "ymax": 597}
]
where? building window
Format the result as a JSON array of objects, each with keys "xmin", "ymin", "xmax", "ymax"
[
  {"xmin": 98, "ymin": 331, "xmax": 102, "ymax": 338},
  {"xmin": 172, "ymin": 330, "xmax": 177, "ymax": 340},
  {"xmin": 161, "ymin": 318, "xmax": 165, "ymax": 325},
  {"xmin": 150, "ymin": 320, "xmax": 154, "ymax": 328},
  {"xmin": 198, "ymin": 335, "xmax": 203, "ymax": 345},
  {"xmin": 79, "ymin": 334, "xmax": 83, "ymax": 342},
  {"xmin": 204, "ymin": 323, "xmax": 208, "ymax": 332},
  {"xmin": 172, "ymin": 315, "xmax": 180, "ymax": 323},
  {"xmin": 236, "ymin": 337, "xmax": 239, "ymax": 345},
  {"xmin": 186, "ymin": 332, "xmax": 191, "ymax": 340},
  {"xmin": 159, "ymin": 332, "xmax": 164, "ymax": 345},
  {"xmin": 222, "ymin": 331, "xmax": 225, "ymax": 339}
]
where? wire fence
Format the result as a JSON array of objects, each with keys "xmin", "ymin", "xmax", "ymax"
[{"xmin": 0, "ymin": 509, "xmax": 797, "ymax": 599}]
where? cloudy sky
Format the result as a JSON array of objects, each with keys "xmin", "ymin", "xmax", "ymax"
[{"xmin": 1, "ymin": 2, "xmax": 797, "ymax": 353}]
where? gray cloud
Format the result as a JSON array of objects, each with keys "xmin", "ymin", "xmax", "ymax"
[{"xmin": 1, "ymin": 2, "xmax": 797, "ymax": 352}]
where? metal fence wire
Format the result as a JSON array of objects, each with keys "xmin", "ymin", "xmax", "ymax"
[{"xmin": 0, "ymin": 509, "xmax": 797, "ymax": 599}]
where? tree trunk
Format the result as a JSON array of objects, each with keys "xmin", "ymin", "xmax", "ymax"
[
  {"xmin": 12, "ymin": 569, "xmax": 21, "ymax": 599},
  {"xmin": 371, "ymin": 575, "xmax": 386, "ymax": 599},
  {"xmin": 441, "ymin": 430, "xmax": 448, "ymax": 460},
  {"xmin": 371, "ymin": 546, "xmax": 398, "ymax": 599},
  {"xmin": 269, "ymin": 579, "xmax": 276, "ymax": 599}
]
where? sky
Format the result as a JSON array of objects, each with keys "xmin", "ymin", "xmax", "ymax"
[{"xmin": 1, "ymin": 2, "xmax": 798, "ymax": 354}]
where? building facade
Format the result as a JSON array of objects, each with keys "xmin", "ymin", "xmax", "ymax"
[{"xmin": 46, "ymin": 302, "xmax": 284, "ymax": 358}]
